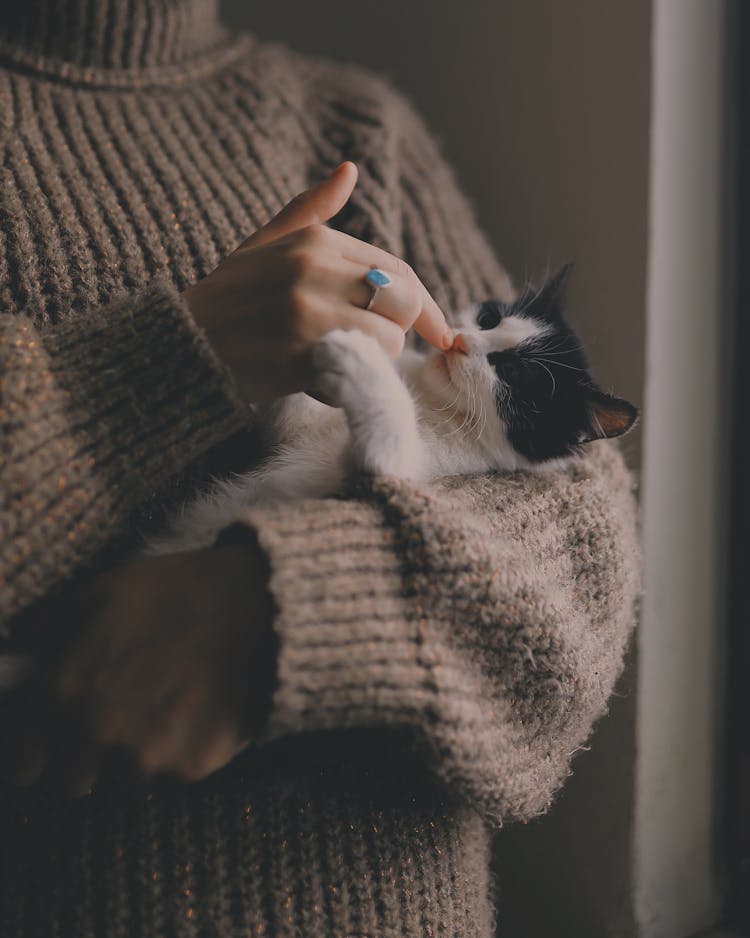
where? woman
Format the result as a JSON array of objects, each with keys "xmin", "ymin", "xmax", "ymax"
[{"xmin": 0, "ymin": 1, "xmax": 639, "ymax": 935}]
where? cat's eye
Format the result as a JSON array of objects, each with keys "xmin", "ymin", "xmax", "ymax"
[{"xmin": 476, "ymin": 303, "xmax": 502, "ymax": 330}]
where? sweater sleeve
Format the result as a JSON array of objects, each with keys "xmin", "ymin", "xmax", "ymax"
[
  {"xmin": 0, "ymin": 280, "xmax": 246, "ymax": 629},
  {"xmin": 233, "ymin": 447, "xmax": 638, "ymax": 824},
  {"xmin": 225, "ymin": 88, "xmax": 641, "ymax": 824}
]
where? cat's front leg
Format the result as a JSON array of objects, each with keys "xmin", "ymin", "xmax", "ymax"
[{"xmin": 312, "ymin": 329, "xmax": 423, "ymax": 480}]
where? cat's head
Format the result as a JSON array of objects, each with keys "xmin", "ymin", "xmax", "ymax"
[{"xmin": 422, "ymin": 264, "xmax": 638, "ymax": 468}]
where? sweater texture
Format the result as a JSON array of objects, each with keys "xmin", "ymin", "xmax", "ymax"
[{"xmin": 0, "ymin": 2, "xmax": 641, "ymax": 935}]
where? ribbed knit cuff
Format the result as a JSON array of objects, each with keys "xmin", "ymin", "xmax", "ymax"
[
  {"xmin": 1, "ymin": 281, "xmax": 251, "ymax": 624},
  {"xmin": 232, "ymin": 496, "xmax": 434, "ymax": 743},
  {"xmin": 42, "ymin": 279, "xmax": 247, "ymax": 494}
]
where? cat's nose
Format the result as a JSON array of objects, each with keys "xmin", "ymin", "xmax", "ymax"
[{"xmin": 452, "ymin": 333, "xmax": 470, "ymax": 355}]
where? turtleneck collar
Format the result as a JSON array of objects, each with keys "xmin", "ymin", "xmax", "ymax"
[{"xmin": 0, "ymin": 0, "xmax": 233, "ymax": 72}]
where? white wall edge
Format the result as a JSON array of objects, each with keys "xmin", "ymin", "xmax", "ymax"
[{"xmin": 635, "ymin": 0, "xmax": 729, "ymax": 935}]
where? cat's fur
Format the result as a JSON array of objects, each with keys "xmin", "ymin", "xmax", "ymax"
[{"xmin": 148, "ymin": 265, "xmax": 637, "ymax": 556}]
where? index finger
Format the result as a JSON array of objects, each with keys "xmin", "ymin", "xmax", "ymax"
[
  {"xmin": 413, "ymin": 283, "xmax": 453, "ymax": 351},
  {"xmin": 237, "ymin": 162, "xmax": 358, "ymax": 252},
  {"xmin": 331, "ymin": 230, "xmax": 453, "ymax": 350}
]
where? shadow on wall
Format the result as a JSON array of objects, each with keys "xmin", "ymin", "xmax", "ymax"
[{"xmin": 222, "ymin": 2, "xmax": 651, "ymax": 935}]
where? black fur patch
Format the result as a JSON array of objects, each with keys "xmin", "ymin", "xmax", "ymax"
[{"xmin": 480, "ymin": 267, "xmax": 637, "ymax": 462}]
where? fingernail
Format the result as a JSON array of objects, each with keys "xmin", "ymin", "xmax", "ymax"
[{"xmin": 442, "ymin": 330, "xmax": 455, "ymax": 350}]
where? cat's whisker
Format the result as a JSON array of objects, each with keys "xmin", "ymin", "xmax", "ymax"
[
  {"xmin": 434, "ymin": 395, "xmax": 462, "ymax": 412},
  {"xmin": 440, "ymin": 412, "xmax": 467, "ymax": 436},
  {"xmin": 432, "ymin": 379, "xmax": 464, "ymax": 412},
  {"xmin": 534, "ymin": 357, "xmax": 586, "ymax": 374},
  {"xmin": 470, "ymin": 392, "xmax": 487, "ymax": 441},
  {"xmin": 433, "ymin": 410, "xmax": 463, "ymax": 429},
  {"xmin": 447, "ymin": 415, "xmax": 472, "ymax": 437},
  {"xmin": 533, "ymin": 343, "xmax": 583, "ymax": 356},
  {"xmin": 449, "ymin": 406, "xmax": 471, "ymax": 437},
  {"xmin": 430, "ymin": 389, "xmax": 467, "ymax": 429},
  {"xmin": 432, "ymin": 390, "xmax": 464, "ymax": 423},
  {"xmin": 469, "ymin": 382, "xmax": 485, "ymax": 440},
  {"xmin": 468, "ymin": 379, "xmax": 481, "ymax": 434},
  {"xmin": 443, "ymin": 383, "xmax": 476, "ymax": 435},
  {"xmin": 591, "ymin": 411, "xmax": 605, "ymax": 439},
  {"xmin": 518, "ymin": 267, "xmax": 551, "ymax": 314},
  {"xmin": 531, "ymin": 359, "xmax": 557, "ymax": 398},
  {"xmin": 477, "ymin": 390, "xmax": 488, "ymax": 439},
  {"xmin": 532, "ymin": 345, "xmax": 586, "ymax": 358},
  {"xmin": 526, "ymin": 334, "xmax": 584, "ymax": 356}
]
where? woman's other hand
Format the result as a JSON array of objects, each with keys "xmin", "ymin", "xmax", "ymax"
[
  {"xmin": 0, "ymin": 540, "xmax": 275, "ymax": 796},
  {"xmin": 183, "ymin": 162, "xmax": 453, "ymax": 401}
]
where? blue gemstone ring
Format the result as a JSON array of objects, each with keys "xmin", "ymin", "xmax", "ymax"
[{"xmin": 365, "ymin": 267, "xmax": 393, "ymax": 311}]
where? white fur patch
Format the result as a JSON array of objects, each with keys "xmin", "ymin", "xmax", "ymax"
[{"xmin": 490, "ymin": 314, "xmax": 547, "ymax": 351}]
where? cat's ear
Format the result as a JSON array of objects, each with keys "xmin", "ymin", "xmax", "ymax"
[
  {"xmin": 525, "ymin": 262, "xmax": 575, "ymax": 321},
  {"xmin": 579, "ymin": 387, "xmax": 639, "ymax": 443}
]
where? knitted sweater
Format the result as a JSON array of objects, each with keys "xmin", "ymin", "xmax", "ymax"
[{"xmin": 0, "ymin": 2, "xmax": 640, "ymax": 936}]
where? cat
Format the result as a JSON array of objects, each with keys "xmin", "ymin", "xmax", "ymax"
[
  {"xmin": 0, "ymin": 267, "xmax": 636, "ymax": 691},
  {"xmin": 146, "ymin": 264, "xmax": 638, "ymax": 556},
  {"xmin": 0, "ymin": 266, "xmax": 636, "ymax": 693}
]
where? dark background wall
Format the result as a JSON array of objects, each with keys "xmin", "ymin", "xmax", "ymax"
[
  {"xmin": 220, "ymin": 2, "xmax": 651, "ymax": 934},
  {"xmin": 725, "ymin": 0, "xmax": 750, "ymax": 927}
]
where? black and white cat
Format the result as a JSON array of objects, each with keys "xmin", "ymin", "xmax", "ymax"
[
  {"xmin": 148, "ymin": 265, "xmax": 637, "ymax": 555},
  {"xmin": 0, "ymin": 268, "xmax": 637, "ymax": 693}
]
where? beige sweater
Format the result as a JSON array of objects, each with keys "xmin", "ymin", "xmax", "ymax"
[{"xmin": 0, "ymin": 2, "xmax": 640, "ymax": 935}]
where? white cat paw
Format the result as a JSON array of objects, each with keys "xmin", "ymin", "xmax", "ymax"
[
  {"xmin": 313, "ymin": 327, "xmax": 383, "ymax": 368},
  {"xmin": 312, "ymin": 328, "xmax": 390, "ymax": 405}
]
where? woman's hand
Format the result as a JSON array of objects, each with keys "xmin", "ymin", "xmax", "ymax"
[
  {"xmin": 184, "ymin": 162, "xmax": 453, "ymax": 402},
  {"xmin": 1, "ymin": 540, "xmax": 275, "ymax": 796}
]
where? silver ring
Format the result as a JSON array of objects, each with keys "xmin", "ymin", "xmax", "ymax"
[{"xmin": 365, "ymin": 267, "xmax": 392, "ymax": 311}]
